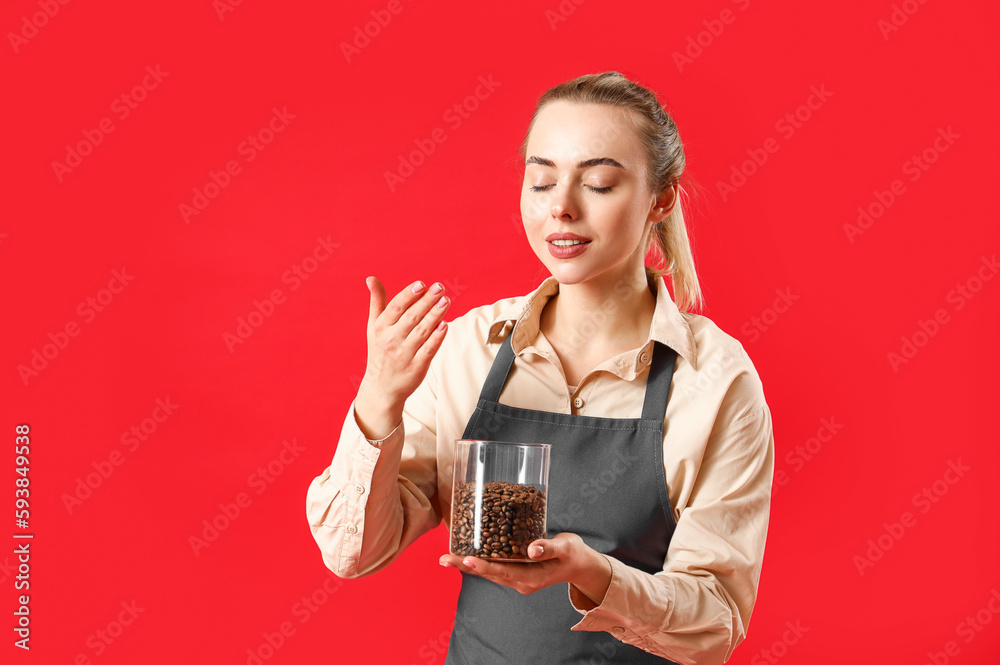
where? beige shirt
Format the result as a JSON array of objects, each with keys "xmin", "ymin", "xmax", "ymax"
[{"xmin": 306, "ymin": 274, "xmax": 774, "ymax": 665}]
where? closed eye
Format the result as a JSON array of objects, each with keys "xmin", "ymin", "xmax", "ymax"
[{"xmin": 528, "ymin": 185, "xmax": 613, "ymax": 194}]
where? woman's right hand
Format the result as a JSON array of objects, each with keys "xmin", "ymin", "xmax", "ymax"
[{"xmin": 357, "ymin": 276, "xmax": 451, "ymax": 417}]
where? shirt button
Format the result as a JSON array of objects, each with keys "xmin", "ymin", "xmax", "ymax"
[
  {"xmin": 639, "ymin": 352, "xmax": 650, "ymax": 365},
  {"xmin": 346, "ymin": 524, "xmax": 358, "ymax": 534},
  {"xmin": 573, "ymin": 397, "xmax": 584, "ymax": 408},
  {"xmin": 612, "ymin": 626, "xmax": 625, "ymax": 635},
  {"xmin": 355, "ymin": 484, "xmax": 365, "ymax": 494}
]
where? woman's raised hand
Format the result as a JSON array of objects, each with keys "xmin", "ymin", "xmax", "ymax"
[{"xmin": 355, "ymin": 277, "xmax": 450, "ymax": 434}]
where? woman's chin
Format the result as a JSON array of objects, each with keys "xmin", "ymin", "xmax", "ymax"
[{"xmin": 548, "ymin": 267, "xmax": 595, "ymax": 286}]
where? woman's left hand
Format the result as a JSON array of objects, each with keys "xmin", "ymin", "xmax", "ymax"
[{"xmin": 439, "ymin": 532, "xmax": 613, "ymax": 603}]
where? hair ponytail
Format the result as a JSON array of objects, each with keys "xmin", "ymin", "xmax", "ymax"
[{"xmin": 646, "ymin": 186, "xmax": 703, "ymax": 312}]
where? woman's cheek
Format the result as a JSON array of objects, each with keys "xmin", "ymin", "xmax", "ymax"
[{"xmin": 522, "ymin": 195, "xmax": 547, "ymax": 222}]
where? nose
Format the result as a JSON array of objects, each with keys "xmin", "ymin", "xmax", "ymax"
[
  {"xmin": 550, "ymin": 187, "xmax": 578, "ymax": 222},
  {"xmin": 551, "ymin": 204, "xmax": 573, "ymax": 220}
]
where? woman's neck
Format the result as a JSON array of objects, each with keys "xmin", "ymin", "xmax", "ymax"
[{"xmin": 540, "ymin": 271, "xmax": 657, "ymax": 355}]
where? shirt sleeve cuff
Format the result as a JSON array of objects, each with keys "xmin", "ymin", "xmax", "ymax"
[
  {"xmin": 566, "ymin": 555, "xmax": 672, "ymax": 634},
  {"xmin": 566, "ymin": 552, "xmax": 611, "ymax": 615},
  {"xmin": 347, "ymin": 399, "xmax": 402, "ymax": 451},
  {"xmin": 341, "ymin": 399, "xmax": 408, "ymax": 501},
  {"xmin": 567, "ymin": 553, "xmax": 621, "ymax": 630},
  {"xmin": 362, "ymin": 416, "xmax": 402, "ymax": 446}
]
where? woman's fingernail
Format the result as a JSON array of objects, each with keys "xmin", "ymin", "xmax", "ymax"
[
  {"xmin": 412, "ymin": 281, "xmax": 425, "ymax": 293},
  {"xmin": 430, "ymin": 282, "xmax": 444, "ymax": 295},
  {"xmin": 463, "ymin": 558, "xmax": 477, "ymax": 570},
  {"xmin": 439, "ymin": 560, "xmax": 452, "ymax": 568}
]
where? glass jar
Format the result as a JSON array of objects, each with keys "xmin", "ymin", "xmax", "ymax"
[{"xmin": 449, "ymin": 440, "xmax": 551, "ymax": 562}]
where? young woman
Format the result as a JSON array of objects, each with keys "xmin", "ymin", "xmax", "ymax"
[{"xmin": 306, "ymin": 71, "xmax": 774, "ymax": 665}]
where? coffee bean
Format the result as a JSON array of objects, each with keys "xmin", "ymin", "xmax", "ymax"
[{"xmin": 450, "ymin": 480, "xmax": 547, "ymax": 561}]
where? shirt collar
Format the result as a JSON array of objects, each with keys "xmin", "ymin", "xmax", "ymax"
[{"xmin": 485, "ymin": 273, "xmax": 698, "ymax": 371}]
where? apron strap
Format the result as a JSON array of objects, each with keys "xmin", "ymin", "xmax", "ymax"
[
  {"xmin": 641, "ymin": 341, "xmax": 677, "ymax": 422},
  {"xmin": 479, "ymin": 327, "xmax": 678, "ymax": 422},
  {"xmin": 478, "ymin": 329, "xmax": 518, "ymax": 404}
]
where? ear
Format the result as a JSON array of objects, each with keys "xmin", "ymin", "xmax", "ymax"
[{"xmin": 649, "ymin": 184, "xmax": 678, "ymax": 224}]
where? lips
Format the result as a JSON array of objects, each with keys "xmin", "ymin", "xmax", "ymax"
[
  {"xmin": 545, "ymin": 233, "xmax": 591, "ymax": 242},
  {"xmin": 544, "ymin": 232, "xmax": 591, "ymax": 259}
]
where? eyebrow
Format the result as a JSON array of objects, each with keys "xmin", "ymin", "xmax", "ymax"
[{"xmin": 525, "ymin": 156, "xmax": 625, "ymax": 169}]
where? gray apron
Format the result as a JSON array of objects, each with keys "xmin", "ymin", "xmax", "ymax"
[{"xmin": 444, "ymin": 328, "xmax": 680, "ymax": 664}]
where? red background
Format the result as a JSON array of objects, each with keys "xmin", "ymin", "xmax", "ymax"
[{"xmin": 4, "ymin": 0, "xmax": 999, "ymax": 663}]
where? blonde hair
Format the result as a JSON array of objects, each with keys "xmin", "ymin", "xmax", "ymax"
[{"xmin": 518, "ymin": 71, "xmax": 704, "ymax": 313}]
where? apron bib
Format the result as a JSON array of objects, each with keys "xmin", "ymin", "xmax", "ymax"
[{"xmin": 444, "ymin": 329, "xmax": 680, "ymax": 664}]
